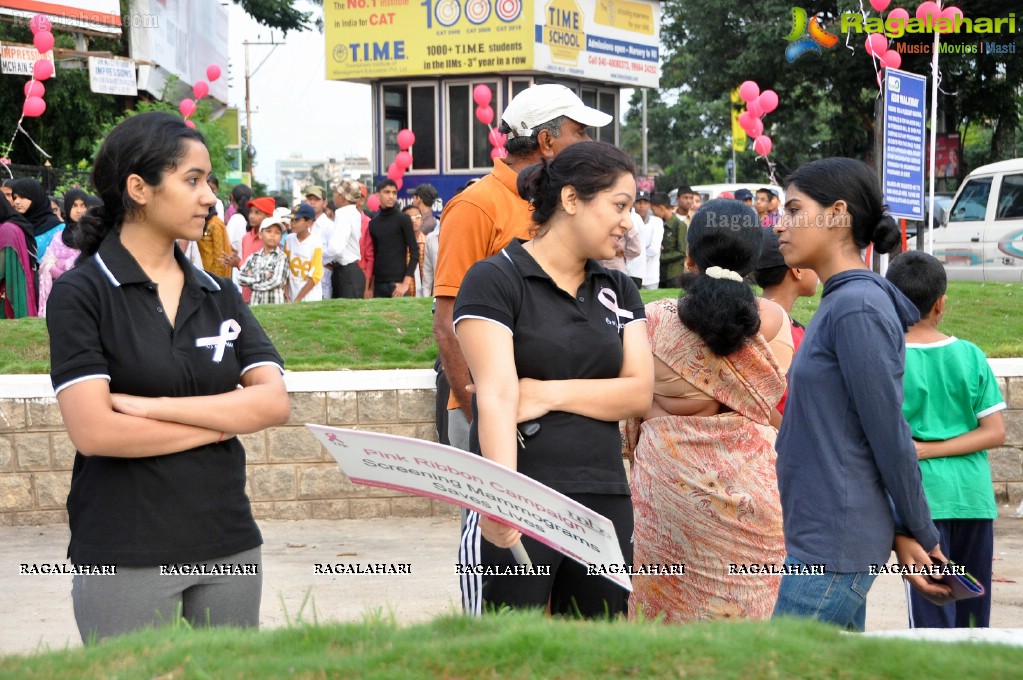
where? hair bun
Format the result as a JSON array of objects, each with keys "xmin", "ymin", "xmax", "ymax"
[{"xmin": 872, "ymin": 211, "xmax": 901, "ymax": 254}]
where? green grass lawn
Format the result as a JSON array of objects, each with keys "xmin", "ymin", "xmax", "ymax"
[
  {"xmin": 2, "ymin": 613, "xmax": 1022, "ymax": 678},
  {"xmin": 2, "ymin": 282, "xmax": 1020, "ymax": 374}
]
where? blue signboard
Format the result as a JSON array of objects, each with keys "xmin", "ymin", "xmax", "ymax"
[{"xmin": 882, "ymin": 69, "xmax": 927, "ymax": 220}]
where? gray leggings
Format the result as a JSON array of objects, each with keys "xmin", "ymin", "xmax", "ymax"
[{"xmin": 72, "ymin": 546, "xmax": 262, "ymax": 644}]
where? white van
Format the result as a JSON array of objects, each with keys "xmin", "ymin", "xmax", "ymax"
[{"xmin": 914, "ymin": 158, "xmax": 1023, "ymax": 281}]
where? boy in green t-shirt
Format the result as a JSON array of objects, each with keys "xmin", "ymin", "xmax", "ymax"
[{"xmin": 886, "ymin": 251, "xmax": 1006, "ymax": 628}]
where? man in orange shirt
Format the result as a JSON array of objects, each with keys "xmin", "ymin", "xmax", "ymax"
[{"xmin": 432, "ymin": 84, "xmax": 612, "ymax": 615}]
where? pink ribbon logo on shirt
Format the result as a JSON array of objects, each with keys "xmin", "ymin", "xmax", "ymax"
[
  {"xmin": 597, "ymin": 288, "xmax": 633, "ymax": 329},
  {"xmin": 196, "ymin": 319, "xmax": 241, "ymax": 363}
]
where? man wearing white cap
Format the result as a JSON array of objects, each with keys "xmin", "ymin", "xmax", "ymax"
[{"xmin": 432, "ymin": 83, "xmax": 612, "ymax": 616}]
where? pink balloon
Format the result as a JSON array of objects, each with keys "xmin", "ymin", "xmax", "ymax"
[
  {"xmin": 753, "ymin": 135, "xmax": 773, "ymax": 156},
  {"xmin": 395, "ymin": 150, "xmax": 413, "ymax": 170},
  {"xmin": 206, "ymin": 64, "xmax": 222, "ymax": 82},
  {"xmin": 758, "ymin": 90, "xmax": 779, "ymax": 115},
  {"xmin": 866, "ymin": 33, "xmax": 888, "ymax": 57},
  {"xmin": 472, "ymin": 84, "xmax": 492, "ymax": 108},
  {"xmin": 869, "ymin": 0, "xmax": 890, "ymax": 12},
  {"xmin": 888, "ymin": 8, "xmax": 910, "ymax": 22},
  {"xmin": 179, "ymin": 98, "xmax": 196, "ymax": 117},
  {"xmin": 738, "ymin": 111, "xmax": 754, "ymax": 131},
  {"xmin": 490, "ymin": 146, "xmax": 508, "ymax": 160},
  {"xmin": 29, "ymin": 14, "xmax": 51, "ymax": 34},
  {"xmin": 475, "ymin": 105, "xmax": 494, "ymax": 126},
  {"xmin": 193, "ymin": 81, "xmax": 209, "ymax": 99},
  {"xmin": 184, "ymin": 120, "xmax": 196, "ymax": 129},
  {"xmin": 738, "ymin": 80, "xmax": 760, "ymax": 103},
  {"xmin": 747, "ymin": 118, "xmax": 764, "ymax": 138},
  {"xmin": 881, "ymin": 49, "xmax": 902, "ymax": 70},
  {"xmin": 32, "ymin": 59, "xmax": 53, "ymax": 81},
  {"xmin": 487, "ymin": 128, "xmax": 507, "ymax": 147},
  {"xmin": 747, "ymin": 99, "xmax": 764, "ymax": 118},
  {"xmin": 23, "ymin": 80, "xmax": 45, "ymax": 98},
  {"xmin": 916, "ymin": 1, "xmax": 939, "ymax": 20},
  {"xmin": 396, "ymin": 128, "xmax": 416, "ymax": 150},
  {"xmin": 387, "ymin": 163, "xmax": 402, "ymax": 181},
  {"xmin": 939, "ymin": 6, "xmax": 962, "ymax": 33},
  {"xmin": 33, "ymin": 30, "xmax": 54, "ymax": 54},
  {"xmin": 22, "ymin": 96, "xmax": 46, "ymax": 118},
  {"xmin": 366, "ymin": 194, "xmax": 380, "ymax": 212},
  {"xmin": 395, "ymin": 177, "xmax": 403, "ymax": 190}
]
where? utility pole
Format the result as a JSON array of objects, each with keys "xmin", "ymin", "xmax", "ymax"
[
  {"xmin": 243, "ymin": 36, "xmax": 282, "ymax": 178},
  {"xmin": 641, "ymin": 88, "xmax": 648, "ymax": 177}
]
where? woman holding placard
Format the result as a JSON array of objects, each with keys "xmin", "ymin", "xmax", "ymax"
[{"xmin": 454, "ymin": 141, "xmax": 653, "ymax": 618}]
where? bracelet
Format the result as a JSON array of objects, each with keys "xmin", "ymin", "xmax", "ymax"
[{"xmin": 216, "ymin": 431, "xmax": 225, "ymax": 444}]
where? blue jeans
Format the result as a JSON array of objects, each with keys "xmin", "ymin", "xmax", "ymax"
[{"xmin": 772, "ymin": 555, "xmax": 876, "ymax": 631}]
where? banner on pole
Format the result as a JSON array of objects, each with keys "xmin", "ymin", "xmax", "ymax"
[{"xmin": 306, "ymin": 424, "xmax": 631, "ymax": 591}]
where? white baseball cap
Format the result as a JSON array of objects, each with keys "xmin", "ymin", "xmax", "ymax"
[
  {"xmin": 259, "ymin": 214, "xmax": 288, "ymax": 232},
  {"xmin": 501, "ymin": 84, "xmax": 613, "ymax": 138}
]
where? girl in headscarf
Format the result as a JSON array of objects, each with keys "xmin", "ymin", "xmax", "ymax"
[
  {"xmin": 36, "ymin": 189, "xmax": 88, "ymax": 316},
  {"xmin": 0, "ymin": 190, "xmax": 38, "ymax": 317},
  {"xmin": 11, "ymin": 178, "xmax": 63, "ymax": 257}
]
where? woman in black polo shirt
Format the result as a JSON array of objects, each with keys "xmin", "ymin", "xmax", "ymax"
[
  {"xmin": 454, "ymin": 142, "xmax": 654, "ymax": 617},
  {"xmin": 47, "ymin": 112, "xmax": 291, "ymax": 643}
]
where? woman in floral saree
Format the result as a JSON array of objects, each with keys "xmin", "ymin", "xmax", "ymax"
[{"xmin": 628, "ymin": 199, "xmax": 791, "ymax": 622}]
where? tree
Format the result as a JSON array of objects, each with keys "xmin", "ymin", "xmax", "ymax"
[
  {"xmin": 233, "ymin": 0, "xmax": 319, "ymax": 33},
  {"xmin": 625, "ymin": 1, "xmax": 1022, "ymax": 185}
]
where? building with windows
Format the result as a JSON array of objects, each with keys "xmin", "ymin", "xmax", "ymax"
[{"xmin": 324, "ymin": 0, "xmax": 661, "ymax": 206}]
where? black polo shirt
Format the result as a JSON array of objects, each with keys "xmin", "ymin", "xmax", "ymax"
[
  {"xmin": 453, "ymin": 238, "xmax": 645, "ymax": 496},
  {"xmin": 47, "ymin": 231, "xmax": 283, "ymax": 566}
]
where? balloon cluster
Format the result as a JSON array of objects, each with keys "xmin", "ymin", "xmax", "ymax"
[
  {"xmin": 737, "ymin": 81, "xmax": 778, "ymax": 157},
  {"xmin": 22, "ymin": 15, "xmax": 55, "ymax": 119},
  {"xmin": 179, "ymin": 64, "xmax": 222, "ymax": 129},
  {"xmin": 864, "ymin": 1, "xmax": 962, "ymax": 81},
  {"xmin": 384, "ymin": 128, "xmax": 416, "ymax": 191},
  {"xmin": 473, "ymin": 84, "xmax": 507, "ymax": 159}
]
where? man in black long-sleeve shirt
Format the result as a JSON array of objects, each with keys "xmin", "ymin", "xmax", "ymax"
[{"xmin": 369, "ymin": 179, "xmax": 419, "ymax": 297}]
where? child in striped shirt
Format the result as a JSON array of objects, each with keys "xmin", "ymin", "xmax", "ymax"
[{"xmin": 238, "ymin": 215, "xmax": 288, "ymax": 305}]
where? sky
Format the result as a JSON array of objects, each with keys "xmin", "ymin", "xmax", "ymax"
[{"xmin": 226, "ymin": 1, "xmax": 373, "ymax": 189}]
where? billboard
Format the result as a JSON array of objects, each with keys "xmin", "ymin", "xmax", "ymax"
[
  {"xmin": 325, "ymin": 0, "xmax": 660, "ymax": 87},
  {"xmin": 534, "ymin": 0, "xmax": 659, "ymax": 86},
  {"xmin": 0, "ymin": 42, "xmax": 54, "ymax": 77},
  {"xmin": 128, "ymin": 0, "xmax": 228, "ymax": 102},
  {"xmin": 0, "ymin": 1, "xmax": 121, "ymax": 36}
]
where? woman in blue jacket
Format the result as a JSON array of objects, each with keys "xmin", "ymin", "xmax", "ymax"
[{"xmin": 771, "ymin": 157, "xmax": 949, "ymax": 630}]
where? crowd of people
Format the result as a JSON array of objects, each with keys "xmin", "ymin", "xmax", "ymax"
[
  {"xmin": 0, "ymin": 156, "xmax": 443, "ymax": 314},
  {"xmin": 35, "ymin": 85, "xmax": 1007, "ymax": 644}
]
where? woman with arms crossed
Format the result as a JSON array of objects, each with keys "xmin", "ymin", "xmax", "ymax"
[
  {"xmin": 771, "ymin": 157, "xmax": 949, "ymax": 630},
  {"xmin": 47, "ymin": 112, "xmax": 291, "ymax": 643},
  {"xmin": 454, "ymin": 142, "xmax": 653, "ymax": 617}
]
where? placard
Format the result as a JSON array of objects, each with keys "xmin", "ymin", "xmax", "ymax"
[{"xmin": 306, "ymin": 424, "xmax": 631, "ymax": 591}]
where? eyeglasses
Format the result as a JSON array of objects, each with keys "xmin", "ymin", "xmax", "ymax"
[{"xmin": 409, "ymin": 215, "xmax": 422, "ymax": 220}]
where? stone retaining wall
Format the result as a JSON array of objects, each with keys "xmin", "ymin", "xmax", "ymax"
[{"xmin": 1, "ymin": 365, "xmax": 1022, "ymax": 526}]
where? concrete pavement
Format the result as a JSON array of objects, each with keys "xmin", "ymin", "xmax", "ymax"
[{"xmin": 3, "ymin": 512, "xmax": 1023, "ymax": 657}]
